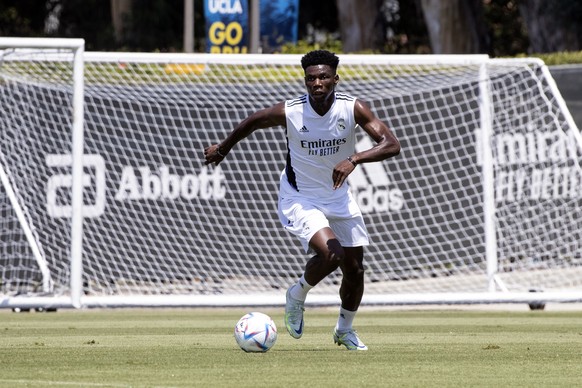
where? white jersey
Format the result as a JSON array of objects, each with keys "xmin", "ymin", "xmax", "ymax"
[{"xmin": 282, "ymin": 92, "xmax": 357, "ymax": 201}]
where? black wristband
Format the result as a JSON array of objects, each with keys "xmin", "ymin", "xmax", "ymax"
[
  {"xmin": 347, "ymin": 156, "xmax": 357, "ymax": 167},
  {"xmin": 216, "ymin": 146, "xmax": 226, "ymax": 158}
]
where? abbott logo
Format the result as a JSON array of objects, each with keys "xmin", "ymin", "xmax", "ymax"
[
  {"xmin": 114, "ymin": 165, "xmax": 226, "ymax": 201},
  {"xmin": 348, "ymin": 137, "xmax": 403, "ymax": 213},
  {"xmin": 46, "ymin": 154, "xmax": 106, "ymax": 218}
]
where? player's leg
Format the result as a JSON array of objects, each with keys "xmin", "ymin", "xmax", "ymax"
[
  {"xmin": 301, "ymin": 228, "xmax": 368, "ymax": 350},
  {"xmin": 333, "ymin": 246, "xmax": 368, "ymax": 350},
  {"xmin": 304, "ymin": 232, "xmax": 368, "ymax": 350},
  {"xmin": 338, "ymin": 246, "xmax": 365, "ymax": 311},
  {"xmin": 278, "ymin": 193, "xmax": 333, "ymax": 339},
  {"xmin": 304, "ymin": 227, "xmax": 344, "ymax": 286},
  {"xmin": 327, "ymin": 202, "xmax": 369, "ymax": 351},
  {"xmin": 288, "ymin": 227, "xmax": 346, "ymax": 311},
  {"xmin": 284, "ymin": 227, "xmax": 342, "ymax": 339}
]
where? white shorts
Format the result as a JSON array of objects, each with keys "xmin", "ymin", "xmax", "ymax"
[{"xmin": 277, "ymin": 178, "xmax": 370, "ymax": 253}]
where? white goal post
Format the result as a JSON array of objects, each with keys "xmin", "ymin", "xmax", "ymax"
[{"xmin": 1, "ymin": 37, "xmax": 582, "ymax": 309}]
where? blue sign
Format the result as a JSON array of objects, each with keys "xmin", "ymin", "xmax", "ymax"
[
  {"xmin": 260, "ymin": 0, "xmax": 299, "ymax": 52},
  {"xmin": 204, "ymin": 0, "xmax": 249, "ymax": 53}
]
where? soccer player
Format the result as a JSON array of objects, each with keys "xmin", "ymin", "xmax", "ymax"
[{"xmin": 204, "ymin": 50, "xmax": 400, "ymax": 350}]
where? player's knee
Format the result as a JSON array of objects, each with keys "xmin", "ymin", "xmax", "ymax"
[
  {"xmin": 305, "ymin": 253, "xmax": 340, "ymax": 274},
  {"xmin": 347, "ymin": 266, "xmax": 365, "ymax": 282},
  {"xmin": 322, "ymin": 248, "xmax": 344, "ymax": 269},
  {"xmin": 342, "ymin": 260, "xmax": 365, "ymax": 283}
]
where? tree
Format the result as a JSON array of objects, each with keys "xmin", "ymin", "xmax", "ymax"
[
  {"xmin": 384, "ymin": 0, "xmax": 431, "ymax": 54},
  {"xmin": 55, "ymin": 0, "xmax": 116, "ymax": 51},
  {"xmin": 110, "ymin": 0, "xmax": 132, "ymax": 44},
  {"xmin": 0, "ymin": 0, "xmax": 57, "ymax": 36},
  {"xmin": 419, "ymin": 0, "xmax": 489, "ymax": 54},
  {"xmin": 483, "ymin": 0, "xmax": 528, "ymax": 57},
  {"xmin": 518, "ymin": 0, "xmax": 582, "ymax": 53},
  {"xmin": 335, "ymin": 0, "xmax": 386, "ymax": 52},
  {"xmin": 121, "ymin": 0, "xmax": 183, "ymax": 52}
]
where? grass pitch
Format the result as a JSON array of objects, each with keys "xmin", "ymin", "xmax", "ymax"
[{"xmin": 1, "ymin": 307, "xmax": 581, "ymax": 387}]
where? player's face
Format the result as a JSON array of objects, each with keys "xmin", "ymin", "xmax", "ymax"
[{"xmin": 304, "ymin": 65, "xmax": 338, "ymax": 103}]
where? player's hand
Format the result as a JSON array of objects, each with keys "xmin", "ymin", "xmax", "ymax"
[
  {"xmin": 332, "ymin": 158, "xmax": 356, "ymax": 190},
  {"xmin": 204, "ymin": 144, "xmax": 227, "ymax": 165}
]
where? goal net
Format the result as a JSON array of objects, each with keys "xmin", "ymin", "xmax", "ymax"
[{"xmin": 1, "ymin": 38, "xmax": 581, "ymax": 308}]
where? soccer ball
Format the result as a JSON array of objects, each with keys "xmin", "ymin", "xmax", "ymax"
[{"xmin": 234, "ymin": 312, "xmax": 277, "ymax": 352}]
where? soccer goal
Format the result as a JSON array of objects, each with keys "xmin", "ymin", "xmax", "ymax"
[{"xmin": 1, "ymin": 38, "xmax": 581, "ymax": 310}]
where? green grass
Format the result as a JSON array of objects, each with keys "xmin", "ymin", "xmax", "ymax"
[
  {"xmin": 521, "ymin": 51, "xmax": 582, "ymax": 66},
  {"xmin": 1, "ymin": 308, "xmax": 581, "ymax": 387}
]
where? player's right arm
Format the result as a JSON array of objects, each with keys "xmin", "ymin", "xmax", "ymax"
[{"xmin": 204, "ymin": 102, "xmax": 286, "ymax": 165}]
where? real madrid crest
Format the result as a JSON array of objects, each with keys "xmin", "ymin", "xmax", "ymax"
[{"xmin": 337, "ymin": 118, "xmax": 346, "ymax": 131}]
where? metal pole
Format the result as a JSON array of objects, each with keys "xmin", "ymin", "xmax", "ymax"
[
  {"xmin": 70, "ymin": 41, "xmax": 86, "ymax": 308},
  {"xmin": 479, "ymin": 63, "xmax": 500, "ymax": 293},
  {"xmin": 184, "ymin": 0, "xmax": 194, "ymax": 53},
  {"xmin": 249, "ymin": 0, "xmax": 260, "ymax": 53}
]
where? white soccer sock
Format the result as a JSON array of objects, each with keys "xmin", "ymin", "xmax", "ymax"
[
  {"xmin": 289, "ymin": 274, "xmax": 313, "ymax": 302},
  {"xmin": 335, "ymin": 307, "xmax": 357, "ymax": 332}
]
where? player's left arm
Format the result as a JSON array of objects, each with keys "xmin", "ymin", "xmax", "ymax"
[
  {"xmin": 332, "ymin": 99, "xmax": 400, "ymax": 189},
  {"xmin": 352, "ymin": 99, "xmax": 400, "ymax": 163}
]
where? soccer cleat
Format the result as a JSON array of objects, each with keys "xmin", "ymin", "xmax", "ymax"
[
  {"xmin": 284, "ymin": 287, "xmax": 305, "ymax": 339},
  {"xmin": 333, "ymin": 329, "xmax": 368, "ymax": 351}
]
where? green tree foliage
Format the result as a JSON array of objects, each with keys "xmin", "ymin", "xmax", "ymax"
[
  {"xmin": 385, "ymin": 0, "xmax": 431, "ymax": 54},
  {"xmin": 110, "ymin": 0, "xmax": 206, "ymax": 52},
  {"xmin": 55, "ymin": 0, "xmax": 116, "ymax": 51},
  {"xmin": 549, "ymin": 0, "xmax": 582, "ymax": 24},
  {"xmin": 280, "ymin": 38, "xmax": 343, "ymax": 54},
  {"xmin": 0, "ymin": 0, "xmax": 56, "ymax": 36},
  {"xmin": 122, "ymin": 0, "xmax": 183, "ymax": 52},
  {"xmin": 297, "ymin": 0, "xmax": 339, "ymax": 43},
  {"xmin": 483, "ymin": 0, "xmax": 528, "ymax": 56},
  {"xmin": 518, "ymin": 0, "xmax": 581, "ymax": 53}
]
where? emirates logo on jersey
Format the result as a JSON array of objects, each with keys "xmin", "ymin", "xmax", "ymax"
[
  {"xmin": 300, "ymin": 138, "xmax": 347, "ymax": 156},
  {"xmin": 300, "ymin": 138, "xmax": 347, "ymax": 149}
]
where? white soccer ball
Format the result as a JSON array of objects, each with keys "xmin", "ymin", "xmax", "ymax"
[{"xmin": 234, "ymin": 312, "xmax": 277, "ymax": 353}]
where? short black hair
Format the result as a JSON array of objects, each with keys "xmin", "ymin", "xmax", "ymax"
[{"xmin": 301, "ymin": 50, "xmax": 340, "ymax": 72}]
